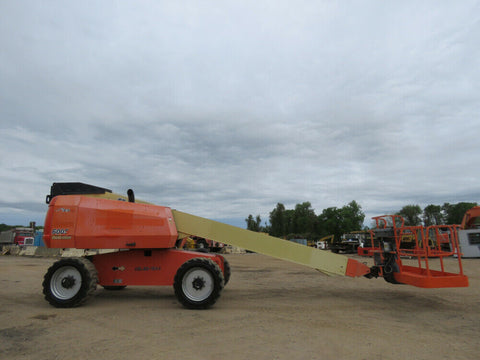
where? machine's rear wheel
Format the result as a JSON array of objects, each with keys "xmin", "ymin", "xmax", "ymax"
[
  {"xmin": 220, "ymin": 256, "xmax": 231, "ymax": 286},
  {"xmin": 173, "ymin": 258, "xmax": 224, "ymax": 309},
  {"xmin": 43, "ymin": 257, "xmax": 98, "ymax": 308}
]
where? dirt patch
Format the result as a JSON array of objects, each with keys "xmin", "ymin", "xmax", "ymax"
[
  {"xmin": 30, "ymin": 314, "xmax": 57, "ymax": 320},
  {"xmin": 0, "ymin": 324, "xmax": 45, "ymax": 356}
]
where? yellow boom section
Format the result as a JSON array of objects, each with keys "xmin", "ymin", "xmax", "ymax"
[{"xmin": 172, "ymin": 210, "xmax": 370, "ymax": 278}]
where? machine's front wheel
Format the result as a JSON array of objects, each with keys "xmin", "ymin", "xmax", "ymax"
[
  {"xmin": 173, "ymin": 258, "xmax": 224, "ymax": 309},
  {"xmin": 43, "ymin": 257, "xmax": 98, "ymax": 308}
]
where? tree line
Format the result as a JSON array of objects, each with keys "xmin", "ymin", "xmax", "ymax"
[
  {"xmin": 245, "ymin": 201, "xmax": 477, "ymax": 242},
  {"xmin": 245, "ymin": 201, "xmax": 365, "ymax": 242},
  {"xmin": 0, "ymin": 223, "xmax": 23, "ymax": 232},
  {"xmin": 397, "ymin": 202, "xmax": 477, "ymax": 227},
  {"xmin": 0, "ymin": 223, "xmax": 43, "ymax": 232}
]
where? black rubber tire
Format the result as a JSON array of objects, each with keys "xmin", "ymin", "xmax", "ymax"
[
  {"xmin": 219, "ymin": 256, "xmax": 231, "ymax": 286},
  {"xmin": 173, "ymin": 257, "xmax": 224, "ymax": 309},
  {"xmin": 43, "ymin": 257, "xmax": 98, "ymax": 308},
  {"xmin": 102, "ymin": 285, "xmax": 127, "ymax": 290}
]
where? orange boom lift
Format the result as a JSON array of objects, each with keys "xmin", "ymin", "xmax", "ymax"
[{"xmin": 41, "ymin": 183, "xmax": 468, "ymax": 310}]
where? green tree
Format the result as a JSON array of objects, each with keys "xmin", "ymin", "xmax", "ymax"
[
  {"xmin": 0, "ymin": 223, "xmax": 12, "ymax": 232},
  {"xmin": 442, "ymin": 202, "xmax": 477, "ymax": 224},
  {"xmin": 284, "ymin": 209, "xmax": 295, "ymax": 235},
  {"xmin": 318, "ymin": 207, "xmax": 343, "ymax": 241},
  {"xmin": 423, "ymin": 204, "xmax": 443, "ymax": 226},
  {"xmin": 292, "ymin": 202, "xmax": 317, "ymax": 235},
  {"xmin": 397, "ymin": 205, "xmax": 422, "ymax": 226},
  {"xmin": 269, "ymin": 203, "xmax": 286, "ymax": 237},
  {"xmin": 245, "ymin": 214, "xmax": 262, "ymax": 232},
  {"xmin": 340, "ymin": 200, "xmax": 365, "ymax": 232}
]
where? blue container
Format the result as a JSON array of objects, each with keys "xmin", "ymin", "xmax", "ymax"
[{"xmin": 34, "ymin": 231, "xmax": 45, "ymax": 247}]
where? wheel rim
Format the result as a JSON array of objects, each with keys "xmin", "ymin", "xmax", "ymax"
[
  {"xmin": 182, "ymin": 267, "xmax": 214, "ymax": 302},
  {"xmin": 50, "ymin": 266, "xmax": 82, "ymax": 300}
]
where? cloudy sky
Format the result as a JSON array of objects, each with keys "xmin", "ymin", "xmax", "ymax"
[{"xmin": 1, "ymin": 1, "xmax": 479, "ymax": 229}]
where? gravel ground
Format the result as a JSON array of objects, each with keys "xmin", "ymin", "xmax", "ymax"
[{"xmin": 0, "ymin": 253, "xmax": 478, "ymax": 360}]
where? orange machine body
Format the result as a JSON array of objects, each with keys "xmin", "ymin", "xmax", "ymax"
[
  {"xmin": 92, "ymin": 249, "xmax": 225, "ymax": 287},
  {"xmin": 43, "ymin": 195, "xmax": 178, "ymax": 249}
]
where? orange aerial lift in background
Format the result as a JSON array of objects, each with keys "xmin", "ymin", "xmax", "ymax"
[
  {"xmin": 41, "ymin": 183, "xmax": 469, "ymax": 310},
  {"xmin": 460, "ymin": 206, "xmax": 480, "ymax": 229},
  {"xmin": 458, "ymin": 206, "xmax": 480, "ymax": 258}
]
